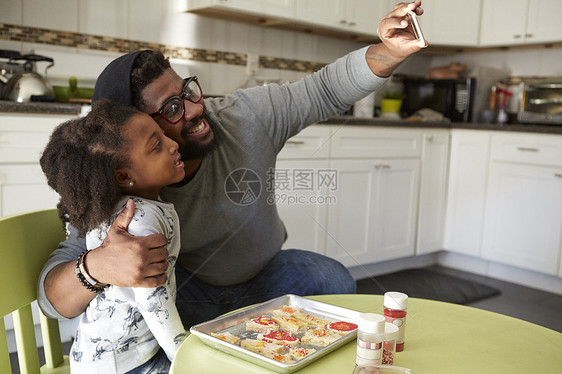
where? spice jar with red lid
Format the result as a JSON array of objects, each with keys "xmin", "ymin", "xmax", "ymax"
[{"xmin": 383, "ymin": 292, "xmax": 408, "ymax": 352}]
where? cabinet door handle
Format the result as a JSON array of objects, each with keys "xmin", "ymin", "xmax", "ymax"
[
  {"xmin": 517, "ymin": 147, "xmax": 539, "ymax": 152},
  {"xmin": 286, "ymin": 140, "xmax": 305, "ymax": 145},
  {"xmin": 339, "ymin": 20, "xmax": 347, "ymax": 24},
  {"xmin": 526, "ymin": 34, "xmax": 533, "ymax": 38},
  {"xmin": 348, "ymin": 22, "xmax": 356, "ymax": 26},
  {"xmin": 374, "ymin": 163, "xmax": 391, "ymax": 169},
  {"xmin": 555, "ymin": 173, "xmax": 562, "ymax": 179},
  {"xmin": 514, "ymin": 34, "xmax": 522, "ymax": 39}
]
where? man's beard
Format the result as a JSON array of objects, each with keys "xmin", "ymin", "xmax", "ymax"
[{"xmin": 178, "ymin": 111, "xmax": 219, "ymax": 160}]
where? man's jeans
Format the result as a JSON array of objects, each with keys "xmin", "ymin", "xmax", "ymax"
[{"xmin": 174, "ymin": 249, "xmax": 356, "ymax": 328}]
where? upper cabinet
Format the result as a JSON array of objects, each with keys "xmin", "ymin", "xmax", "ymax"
[
  {"xmin": 181, "ymin": 0, "xmax": 562, "ymax": 48},
  {"xmin": 294, "ymin": 0, "xmax": 385, "ymax": 37},
  {"xmin": 179, "ymin": 0, "xmax": 295, "ymax": 19},
  {"xmin": 180, "ymin": 0, "xmax": 383, "ymax": 39},
  {"xmin": 418, "ymin": 0, "xmax": 482, "ymax": 46},
  {"xmin": 480, "ymin": 0, "xmax": 562, "ymax": 46}
]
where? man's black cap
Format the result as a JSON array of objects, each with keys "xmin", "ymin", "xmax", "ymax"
[{"xmin": 92, "ymin": 50, "xmax": 149, "ymax": 105}]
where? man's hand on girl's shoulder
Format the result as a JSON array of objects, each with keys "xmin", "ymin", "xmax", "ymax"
[{"xmin": 88, "ymin": 198, "xmax": 170, "ymax": 288}]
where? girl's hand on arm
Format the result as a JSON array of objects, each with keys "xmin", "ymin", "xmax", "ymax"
[{"xmin": 367, "ymin": 0, "xmax": 426, "ymax": 77}]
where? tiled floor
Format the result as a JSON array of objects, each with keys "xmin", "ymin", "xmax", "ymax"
[
  {"xmin": 9, "ymin": 266, "xmax": 562, "ymax": 372},
  {"xmin": 428, "ymin": 265, "xmax": 562, "ymax": 333}
]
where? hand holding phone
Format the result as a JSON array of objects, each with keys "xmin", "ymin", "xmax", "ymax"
[{"xmin": 407, "ymin": 10, "xmax": 428, "ymax": 48}]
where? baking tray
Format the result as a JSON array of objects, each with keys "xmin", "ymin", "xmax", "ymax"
[{"xmin": 190, "ymin": 294, "xmax": 361, "ymax": 373}]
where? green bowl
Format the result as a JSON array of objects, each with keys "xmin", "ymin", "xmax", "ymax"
[
  {"xmin": 53, "ymin": 86, "xmax": 94, "ymax": 103},
  {"xmin": 53, "ymin": 76, "xmax": 94, "ymax": 103}
]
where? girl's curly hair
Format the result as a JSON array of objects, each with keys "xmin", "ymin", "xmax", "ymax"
[
  {"xmin": 40, "ymin": 99, "xmax": 141, "ymax": 237},
  {"xmin": 130, "ymin": 50, "xmax": 171, "ymax": 112}
]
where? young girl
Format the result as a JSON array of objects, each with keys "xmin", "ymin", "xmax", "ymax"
[{"xmin": 40, "ymin": 99, "xmax": 187, "ymax": 373}]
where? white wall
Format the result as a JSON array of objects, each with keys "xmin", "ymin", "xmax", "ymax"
[{"xmin": 430, "ymin": 47, "xmax": 562, "ymax": 77}]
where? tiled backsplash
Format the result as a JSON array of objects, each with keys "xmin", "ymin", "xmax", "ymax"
[{"xmin": 0, "ymin": 23, "xmax": 325, "ymax": 73}]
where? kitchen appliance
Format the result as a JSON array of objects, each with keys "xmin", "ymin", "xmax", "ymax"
[
  {"xmin": 518, "ymin": 81, "xmax": 562, "ymax": 124},
  {"xmin": 399, "ymin": 76, "xmax": 476, "ymax": 122},
  {"xmin": 0, "ymin": 50, "xmax": 55, "ymax": 102}
]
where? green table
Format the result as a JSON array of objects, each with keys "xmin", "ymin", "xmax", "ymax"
[{"xmin": 170, "ymin": 294, "xmax": 562, "ymax": 374}]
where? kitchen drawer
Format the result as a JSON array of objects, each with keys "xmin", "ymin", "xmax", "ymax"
[
  {"xmin": 278, "ymin": 125, "xmax": 331, "ymax": 160},
  {"xmin": 490, "ymin": 132, "xmax": 562, "ymax": 167},
  {"xmin": 0, "ymin": 113, "xmax": 75, "ymax": 164},
  {"xmin": 330, "ymin": 126, "xmax": 422, "ymax": 159},
  {"xmin": 0, "ymin": 130, "xmax": 56, "ymax": 164}
]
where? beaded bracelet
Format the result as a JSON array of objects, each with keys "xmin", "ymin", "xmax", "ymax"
[{"xmin": 74, "ymin": 251, "xmax": 109, "ymax": 293}]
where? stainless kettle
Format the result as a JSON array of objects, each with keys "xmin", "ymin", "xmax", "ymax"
[{"xmin": 3, "ymin": 54, "xmax": 55, "ymax": 102}]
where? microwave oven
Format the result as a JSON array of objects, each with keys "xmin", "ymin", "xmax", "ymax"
[
  {"xmin": 518, "ymin": 82, "xmax": 562, "ymax": 125},
  {"xmin": 400, "ymin": 77, "xmax": 476, "ymax": 122}
]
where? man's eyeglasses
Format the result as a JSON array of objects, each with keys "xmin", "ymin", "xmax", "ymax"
[{"xmin": 150, "ymin": 76, "xmax": 203, "ymax": 124}]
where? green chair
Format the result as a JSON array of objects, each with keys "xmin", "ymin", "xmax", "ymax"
[{"xmin": 0, "ymin": 209, "xmax": 69, "ymax": 373}]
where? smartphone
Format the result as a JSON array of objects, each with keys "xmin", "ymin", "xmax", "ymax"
[{"xmin": 407, "ymin": 10, "xmax": 428, "ymax": 47}]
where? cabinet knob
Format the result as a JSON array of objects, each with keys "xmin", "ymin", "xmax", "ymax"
[
  {"xmin": 526, "ymin": 34, "xmax": 533, "ymax": 38},
  {"xmin": 348, "ymin": 22, "xmax": 356, "ymax": 26},
  {"xmin": 339, "ymin": 20, "xmax": 347, "ymax": 24},
  {"xmin": 426, "ymin": 135, "xmax": 434, "ymax": 142},
  {"xmin": 514, "ymin": 34, "xmax": 522, "ymax": 39},
  {"xmin": 555, "ymin": 173, "xmax": 562, "ymax": 179}
]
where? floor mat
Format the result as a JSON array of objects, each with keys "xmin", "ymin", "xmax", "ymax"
[{"xmin": 356, "ymin": 268, "xmax": 501, "ymax": 305}]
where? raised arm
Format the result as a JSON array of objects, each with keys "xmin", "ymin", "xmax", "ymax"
[{"xmin": 38, "ymin": 199, "xmax": 170, "ymax": 318}]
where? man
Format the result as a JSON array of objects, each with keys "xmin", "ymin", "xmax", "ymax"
[{"xmin": 38, "ymin": 1, "xmax": 426, "ymax": 328}]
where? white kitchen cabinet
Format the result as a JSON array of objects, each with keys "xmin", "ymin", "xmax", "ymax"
[
  {"xmin": 482, "ymin": 162, "xmax": 562, "ymax": 275},
  {"xmin": 181, "ymin": 0, "xmax": 383, "ymax": 38},
  {"xmin": 481, "ymin": 132, "xmax": 562, "ymax": 275},
  {"xmin": 418, "ymin": 0, "xmax": 482, "ymax": 46},
  {"xmin": 330, "ymin": 126, "xmax": 421, "ymax": 159},
  {"xmin": 324, "ymin": 159, "xmax": 376, "ymax": 266},
  {"xmin": 23, "ymin": 0, "xmax": 78, "ymax": 32},
  {"xmin": 179, "ymin": 0, "xmax": 295, "ymax": 19},
  {"xmin": 325, "ymin": 127, "xmax": 421, "ymax": 267},
  {"xmin": 277, "ymin": 125, "xmax": 332, "ymax": 253},
  {"xmin": 278, "ymin": 125, "xmax": 331, "ymax": 160},
  {"xmin": 444, "ymin": 130, "xmax": 490, "ymax": 256},
  {"xmin": 370, "ymin": 158, "xmax": 420, "ymax": 262},
  {"xmin": 480, "ymin": 0, "xmax": 562, "ymax": 46},
  {"xmin": 525, "ymin": 0, "xmax": 562, "ymax": 44},
  {"xmin": 417, "ymin": 130, "xmax": 450, "ymax": 254},
  {"xmin": 0, "ymin": 164, "xmax": 59, "ymax": 216},
  {"xmin": 293, "ymin": 0, "xmax": 384, "ymax": 36},
  {"xmin": 278, "ymin": 125, "xmax": 423, "ymax": 265},
  {"xmin": 326, "ymin": 158, "xmax": 420, "ymax": 267},
  {"xmin": 275, "ymin": 158, "xmax": 330, "ymax": 253},
  {"xmin": 0, "ymin": 113, "xmax": 74, "ymax": 217}
]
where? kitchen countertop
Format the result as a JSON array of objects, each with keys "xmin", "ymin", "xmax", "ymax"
[
  {"xmin": 319, "ymin": 116, "xmax": 562, "ymax": 135},
  {"xmin": 1, "ymin": 102, "xmax": 561, "ymax": 135},
  {"xmin": 0, "ymin": 100, "xmax": 83, "ymax": 115}
]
